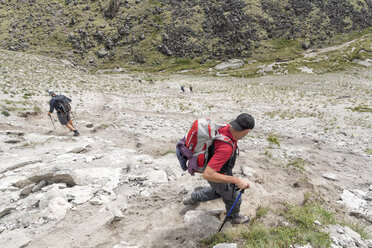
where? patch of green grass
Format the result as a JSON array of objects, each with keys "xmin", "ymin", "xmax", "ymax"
[
  {"xmin": 199, "ymin": 232, "xmax": 232, "ymax": 247},
  {"xmin": 100, "ymin": 124, "xmax": 110, "ymax": 129},
  {"xmin": 255, "ymin": 206, "xmax": 269, "ymax": 219},
  {"xmin": 1, "ymin": 110, "xmax": 10, "ymax": 116},
  {"xmin": 20, "ymin": 142, "xmax": 32, "ymax": 147},
  {"xmin": 284, "ymin": 201, "xmax": 335, "ymax": 229},
  {"xmin": 286, "ymin": 158, "xmax": 306, "ymax": 170},
  {"xmin": 201, "ymin": 199, "xmax": 334, "ymax": 248},
  {"xmin": 245, "ymin": 224, "xmax": 330, "ymax": 248},
  {"xmin": 264, "ymin": 150, "xmax": 273, "ymax": 159},
  {"xmin": 346, "ymin": 105, "xmax": 372, "ymax": 113},
  {"xmin": 265, "ymin": 111, "xmax": 277, "ymax": 119},
  {"xmin": 267, "ymin": 133, "xmax": 280, "ymax": 147},
  {"xmin": 366, "ymin": 148, "xmax": 372, "ymax": 155},
  {"xmin": 149, "ymin": 0, "xmax": 162, "ymax": 7},
  {"xmin": 33, "ymin": 106, "xmax": 42, "ymax": 113},
  {"xmin": 251, "ymin": 38, "xmax": 302, "ymax": 63}
]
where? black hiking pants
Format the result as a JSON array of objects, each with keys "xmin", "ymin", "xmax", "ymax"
[
  {"xmin": 191, "ymin": 181, "xmax": 241, "ymax": 216},
  {"xmin": 57, "ymin": 111, "xmax": 71, "ymax": 125}
]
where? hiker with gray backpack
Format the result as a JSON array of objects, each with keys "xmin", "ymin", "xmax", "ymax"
[
  {"xmin": 176, "ymin": 113, "xmax": 255, "ymax": 225},
  {"xmin": 47, "ymin": 90, "xmax": 80, "ymax": 136}
]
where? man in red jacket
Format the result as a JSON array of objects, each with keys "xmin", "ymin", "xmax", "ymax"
[{"xmin": 183, "ymin": 113, "xmax": 254, "ymax": 224}]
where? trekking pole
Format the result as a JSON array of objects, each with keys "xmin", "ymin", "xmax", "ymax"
[
  {"xmin": 49, "ymin": 115, "xmax": 56, "ymax": 129},
  {"xmin": 218, "ymin": 189, "xmax": 244, "ymax": 232},
  {"xmin": 70, "ymin": 110, "xmax": 77, "ymax": 121}
]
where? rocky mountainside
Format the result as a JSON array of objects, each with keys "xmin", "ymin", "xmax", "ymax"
[
  {"xmin": 0, "ymin": 44, "xmax": 371, "ymax": 247},
  {"xmin": 0, "ymin": 0, "xmax": 371, "ymax": 68}
]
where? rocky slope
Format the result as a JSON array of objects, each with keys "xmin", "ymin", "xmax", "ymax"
[
  {"xmin": 0, "ymin": 46, "xmax": 371, "ymax": 247},
  {"xmin": 0, "ymin": 0, "xmax": 371, "ymax": 68}
]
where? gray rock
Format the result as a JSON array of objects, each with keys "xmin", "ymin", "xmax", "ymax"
[
  {"xmin": 158, "ymin": 44, "xmax": 173, "ymax": 56},
  {"xmin": 128, "ymin": 175, "xmax": 148, "ymax": 182},
  {"xmin": 241, "ymin": 166, "xmax": 257, "ymax": 177},
  {"xmin": 215, "ymin": 59, "xmax": 244, "ymax": 70},
  {"xmin": 326, "ymin": 224, "xmax": 371, "ymax": 248},
  {"xmin": 90, "ymin": 197, "xmax": 103, "ymax": 205},
  {"xmin": 213, "ymin": 244, "xmax": 237, "ymax": 248},
  {"xmin": 365, "ymin": 239, "xmax": 372, "ymax": 248},
  {"xmin": 296, "ymin": 244, "xmax": 312, "ymax": 248},
  {"xmin": 28, "ymin": 169, "xmax": 77, "ymax": 186},
  {"xmin": 184, "ymin": 209, "xmax": 222, "ymax": 233},
  {"xmin": 143, "ymin": 170, "xmax": 168, "ymax": 186},
  {"xmin": 112, "ymin": 241, "xmax": 139, "ymax": 248},
  {"xmin": 106, "ymin": 198, "xmax": 127, "ymax": 224},
  {"xmin": 20, "ymin": 184, "xmax": 35, "ymax": 196},
  {"xmin": 365, "ymin": 191, "xmax": 372, "ymax": 201},
  {"xmin": 0, "ymin": 230, "xmax": 30, "ymax": 248},
  {"xmin": 322, "ymin": 173, "xmax": 338, "ymax": 181},
  {"xmin": 41, "ymin": 197, "xmax": 71, "ymax": 221},
  {"xmin": 7, "ymin": 186, "xmax": 19, "ymax": 191},
  {"xmin": 0, "ymin": 206, "xmax": 14, "ymax": 218},
  {"xmin": 1, "ymin": 159, "xmax": 43, "ymax": 174},
  {"xmin": 68, "ymin": 145, "xmax": 91, "ymax": 154},
  {"xmin": 11, "ymin": 178, "xmax": 33, "ymax": 188},
  {"xmin": 313, "ymin": 220, "xmax": 321, "ymax": 226},
  {"xmin": 98, "ymin": 50, "xmax": 108, "ymax": 58},
  {"xmin": 32, "ymin": 180, "xmax": 47, "ymax": 192}
]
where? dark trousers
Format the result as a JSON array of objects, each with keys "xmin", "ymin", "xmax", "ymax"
[
  {"xmin": 57, "ymin": 112, "xmax": 71, "ymax": 125},
  {"xmin": 191, "ymin": 181, "xmax": 241, "ymax": 216}
]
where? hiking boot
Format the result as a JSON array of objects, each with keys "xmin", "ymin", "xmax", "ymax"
[
  {"xmin": 229, "ymin": 214, "xmax": 250, "ymax": 224},
  {"xmin": 73, "ymin": 130, "xmax": 80, "ymax": 136},
  {"xmin": 182, "ymin": 195, "xmax": 198, "ymax": 206}
]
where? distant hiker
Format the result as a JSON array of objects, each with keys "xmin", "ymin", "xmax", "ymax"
[
  {"xmin": 189, "ymin": 85, "xmax": 193, "ymax": 93},
  {"xmin": 47, "ymin": 90, "xmax": 80, "ymax": 136},
  {"xmin": 180, "ymin": 113, "xmax": 255, "ymax": 224},
  {"xmin": 181, "ymin": 85, "xmax": 185, "ymax": 93}
]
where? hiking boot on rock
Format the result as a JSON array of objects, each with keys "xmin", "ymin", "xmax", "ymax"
[
  {"xmin": 182, "ymin": 195, "xmax": 198, "ymax": 206},
  {"xmin": 229, "ymin": 214, "xmax": 250, "ymax": 224},
  {"xmin": 73, "ymin": 130, "xmax": 80, "ymax": 136}
]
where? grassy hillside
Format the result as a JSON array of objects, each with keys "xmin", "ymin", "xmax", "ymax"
[{"xmin": 0, "ymin": 0, "xmax": 371, "ymax": 72}]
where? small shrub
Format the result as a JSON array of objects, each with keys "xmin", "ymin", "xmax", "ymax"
[
  {"xmin": 33, "ymin": 106, "xmax": 42, "ymax": 113},
  {"xmin": 1, "ymin": 110, "xmax": 10, "ymax": 116},
  {"xmin": 267, "ymin": 133, "xmax": 280, "ymax": 146},
  {"xmin": 101, "ymin": 124, "xmax": 110, "ymax": 128},
  {"xmin": 264, "ymin": 150, "xmax": 273, "ymax": 159},
  {"xmin": 255, "ymin": 206, "xmax": 269, "ymax": 219},
  {"xmin": 199, "ymin": 233, "xmax": 232, "ymax": 247},
  {"xmin": 286, "ymin": 158, "xmax": 306, "ymax": 170}
]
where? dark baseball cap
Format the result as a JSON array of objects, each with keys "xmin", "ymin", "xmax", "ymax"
[{"xmin": 230, "ymin": 113, "xmax": 255, "ymax": 131}]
